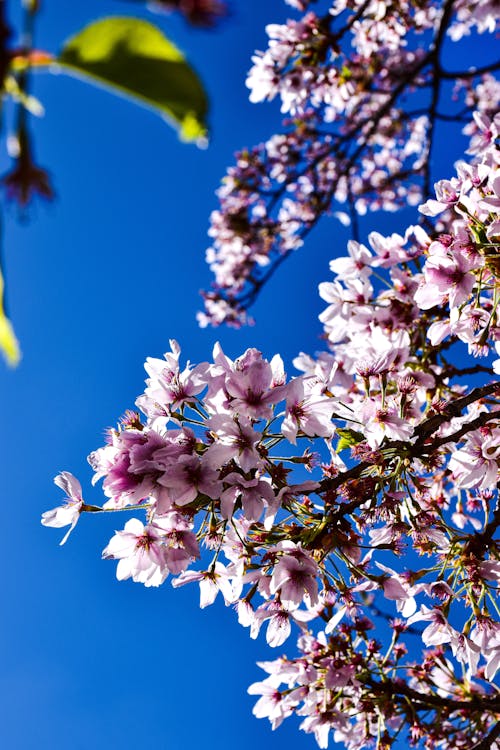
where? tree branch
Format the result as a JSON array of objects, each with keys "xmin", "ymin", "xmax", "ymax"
[
  {"xmin": 368, "ymin": 677, "xmax": 500, "ymax": 712},
  {"xmin": 471, "ymin": 721, "xmax": 500, "ymax": 750},
  {"xmin": 318, "ymin": 383, "xmax": 500, "ymax": 518},
  {"xmin": 412, "ymin": 382, "xmax": 500, "ymax": 442}
]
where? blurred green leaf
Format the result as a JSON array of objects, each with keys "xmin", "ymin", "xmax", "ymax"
[
  {"xmin": 336, "ymin": 428, "xmax": 364, "ymax": 452},
  {"xmin": 57, "ymin": 17, "xmax": 209, "ymax": 143},
  {"xmin": 0, "ymin": 268, "xmax": 20, "ymax": 367}
]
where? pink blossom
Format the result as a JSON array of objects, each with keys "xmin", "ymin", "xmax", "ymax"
[
  {"xmin": 281, "ymin": 378, "xmax": 336, "ymax": 444},
  {"xmin": 357, "ymin": 397, "xmax": 414, "ymax": 449},
  {"xmin": 376, "ymin": 562, "xmax": 417, "ymax": 617},
  {"xmin": 450, "ymin": 633, "xmax": 481, "ymax": 676},
  {"xmin": 328, "ymin": 240, "xmax": 373, "ymax": 281},
  {"xmin": 172, "ymin": 561, "xmax": 241, "ymax": 608},
  {"xmin": 406, "ymin": 606, "xmax": 458, "ymax": 646},
  {"xmin": 484, "ymin": 647, "xmax": 500, "ymax": 681},
  {"xmin": 154, "ymin": 511, "xmax": 199, "ymax": 574},
  {"xmin": 414, "ymin": 240, "xmax": 479, "ymax": 310},
  {"xmin": 300, "ymin": 711, "xmax": 350, "ymax": 749},
  {"xmin": 102, "ymin": 518, "xmax": 170, "ymax": 587},
  {"xmin": 41, "ymin": 472, "xmax": 84, "ymax": 545},
  {"xmin": 223, "ymin": 348, "xmax": 288, "ymax": 419},
  {"xmin": 470, "ymin": 616, "xmax": 500, "ymax": 652},
  {"xmin": 158, "ymin": 454, "xmax": 222, "ymax": 508},
  {"xmin": 247, "ymin": 676, "xmax": 295, "ymax": 729},
  {"xmin": 419, "ymin": 178, "xmax": 462, "ymax": 216},
  {"xmin": 252, "ymin": 602, "xmax": 292, "ymax": 647},
  {"xmin": 220, "ymin": 472, "xmax": 276, "ymax": 521},
  {"xmin": 137, "ymin": 339, "xmax": 209, "ymax": 419},
  {"xmin": 449, "ymin": 429, "xmax": 500, "ymax": 489},
  {"xmin": 270, "ymin": 545, "xmax": 319, "ymax": 609},
  {"xmin": 204, "ymin": 414, "xmax": 263, "ymax": 472}
]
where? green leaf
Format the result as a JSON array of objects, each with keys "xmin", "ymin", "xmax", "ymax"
[
  {"xmin": 0, "ymin": 268, "xmax": 20, "ymax": 367},
  {"xmin": 336, "ymin": 428, "xmax": 364, "ymax": 452},
  {"xmin": 57, "ymin": 17, "xmax": 209, "ymax": 143}
]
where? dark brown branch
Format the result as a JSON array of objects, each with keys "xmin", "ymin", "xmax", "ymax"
[
  {"xmin": 0, "ymin": 0, "xmax": 11, "ymax": 89},
  {"xmin": 412, "ymin": 382, "xmax": 500, "ymax": 442},
  {"xmin": 444, "ymin": 364, "xmax": 495, "ymax": 378},
  {"xmin": 440, "ymin": 60, "xmax": 500, "ymax": 80},
  {"xmin": 422, "ymin": 0, "xmax": 455, "ymax": 198},
  {"xmin": 318, "ymin": 383, "xmax": 500, "ymax": 517},
  {"xmin": 466, "ymin": 500, "xmax": 500, "ymax": 556},
  {"xmin": 471, "ymin": 721, "xmax": 500, "ymax": 750},
  {"xmin": 428, "ymin": 409, "xmax": 500, "ymax": 452},
  {"xmin": 368, "ymin": 677, "xmax": 500, "ymax": 712}
]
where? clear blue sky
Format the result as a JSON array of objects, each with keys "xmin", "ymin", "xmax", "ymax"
[{"xmin": 0, "ymin": 2, "xmax": 495, "ymax": 749}]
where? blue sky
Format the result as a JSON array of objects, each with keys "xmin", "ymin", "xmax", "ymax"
[{"xmin": 0, "ymin": 2, "xmax": 497, "ymax": 749}]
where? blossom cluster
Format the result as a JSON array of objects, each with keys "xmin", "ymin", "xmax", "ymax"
[
  {"xmin": 42, "ymin": 0, "xmax": 500, "ymax": 743},
  {"xmin": 199, "ymin": 0, "xmax": 500, "ymax": 327},
  {"xmin": 44, "ymin": 127, "xmax": 500, "ymax": 746}
]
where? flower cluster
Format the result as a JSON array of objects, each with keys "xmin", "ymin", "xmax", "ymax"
[
  {"xmin": 44, "ymin": 129, "xmax": 500, "ymax": 744},
  {"xmin": 199, "ymin": 0, "xmax": 500, "ymax": 327},
  {"xmin": 43, "ymin": 1, "xmax": 500, "ymax": 745}
]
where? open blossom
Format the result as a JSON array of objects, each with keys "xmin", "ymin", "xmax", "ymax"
[
  {"xmin": 376, "ymin": 562, "xmax": 417, "ymax": 618},
  {"xmin": 256, "ymin": 596, "xmax": 308, "ymax": 644},
  {"xmin": 414, "ymin": 239, "xmax": 480, "ymax": 310},
  {"xmin": 102, "ymin": 518, "xmax": 171, "ymax": 587},
  {"xmin": 281, "ymin": 377, "xmax": 336, "ymax": 444},
  {"xmin": 328, "ymin": 240, "xmax": 373, "ymax": 281},
  {"xmin": 350, "ymin": 329, "xmax": 411, "ymax": 376},
  {"xmin": 223, "ymin": 348, "xmax": 288, "ymax": 419},
  {"xmin": 103, "ymin": 513, "xmax": 197, "ymax": 585},
  {"xmin": 250, "ymin": 600, "xmax": 317, "ymax": 647},
  {"xmin": 204, "ymin": 414, "xmax": 263, "ymax": 473},
  {"xmin": 137, "ymin": 339, "xmax": 209, "ymax": 419},
  {"xmin": 220, "ymin": 472, "xmax": 277, "ymax": 521},
  {"xmin": 202, "ymin": 344, "xmax": 288, "ymax": 417},
  {"xmin": 419, "ymin": 177, "xmax": 462, "ymax": 216},
  {"xmin": 300, "ymin": 708, "xmax": 351, "ymax": 749},
  {"xmin": 450, "ymin": 634, "xmax": 481, "ymax": 676},
  {"xmin": 356, "ymin": 396, "xmax": 414, "ymax": 449},
  {"xmin": 154, "ymin": 511, "xmax": 200, "ymax": 573},
  {"xmin": 406, "ymin": 606, "xmax": 459, "ymax": 647},
  {"xmin": 41, "ymin": 472, "xmax": 84, "ymax": 545},
  {"xmin": 172, "ymin": 561, "xmax": 242, "ymax": 608},
  {"xmin": 247, "ymin": 675, "xmax": 296, "ymax": 729},
  {"xmin": 448, "ymin": 428, "xmax": 500, "ymax": 489},
  {"xmin": 319, "ymin": 276, "xmax": 374, "ymax": 345},
  {"xmin": 270, "ymin": 544, "xmax": 319, "ymax": 609},
  {"xmin": 158, "ymin": 453, "xmax": 223, "ymax": 508},
  {"xmin": 469, "ymin": 617, "xmax": 500, "ymax": 680}
]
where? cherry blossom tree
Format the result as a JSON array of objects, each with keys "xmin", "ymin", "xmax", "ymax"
[
  {"xmin": 43, "ymin": 1, "xmax": 500, "ymax": 748},
  {"xmin": 199, "ymin": 0, "xmax": 500, "ymax": 328}
]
